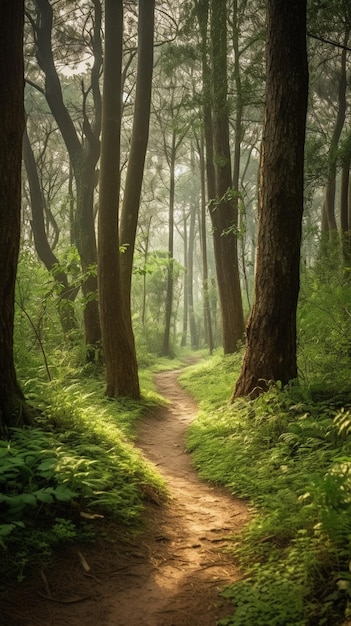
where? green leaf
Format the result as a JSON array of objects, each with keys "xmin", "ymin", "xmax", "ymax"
[
  {"xmin": 34, "ymin": 488, "xmax": 55, "ymax": 504},
  {"xmin": 20, "ymin": 493, "xmax": 37, "ymax": 507},
  {"xmin": 53, "ymin": 484, "xmax": 77, "ymax": 501}
]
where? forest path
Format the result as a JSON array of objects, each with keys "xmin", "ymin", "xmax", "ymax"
[{"xmin": 2, "ymin": 367, "xmax": 249, "ymax": 626}]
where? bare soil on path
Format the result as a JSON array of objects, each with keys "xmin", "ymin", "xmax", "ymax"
[{"xmin": 1, "ymin": 368, "xmax": 249, "ymax": 626}]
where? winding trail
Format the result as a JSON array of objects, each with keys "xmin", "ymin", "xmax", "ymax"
[
  {"xmin": 1, "ymin": 368, "xmax": 249, "ymax": 626},
  {"xmin": 105, "ymin": 368, "xmax": 249, "ymax": 625}
]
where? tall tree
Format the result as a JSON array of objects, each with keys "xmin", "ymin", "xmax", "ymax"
[
  {"xmin": 234, "ymin": 0, "xmax": 308, "ymax": 398},
  {"xmin": 98, "ymin": 0, "xmax": 140, "ymax": 399},
  {"xmin": 196, "ymin": 0, "xmax": 245, "ymax": 354},
  {"xmin": 210, "ymin": 0, "xmax": 245, "ymax": 353},
  {"xmin": 197, "ymin": 131, "xmax": 214, "ymax": 353},
  {"xmin": 120, "ymin": 0, "xmax": 155, "ymax": 311},
  {"xmin": 0, "ymin": 1, "xmax": 32, "ymax": 434},
  {"xmin": 323, "ymin": 31, "xmax": 349, "ymax": 243},
  {"xmin": 30, "ymin": 0, "xmax": 102, "ymax": 361}
]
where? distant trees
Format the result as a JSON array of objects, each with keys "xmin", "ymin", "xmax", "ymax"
[
  {"xmin": 234, "ymin": 0, "xmax": 308, "ymax": 397},
  {"xmin": 15, "ymin": 0, "xmax": 351, "ymax": 396},
  {"xmin": 0, "ymin": 1, "xmax": 32, "ymax": 434}
]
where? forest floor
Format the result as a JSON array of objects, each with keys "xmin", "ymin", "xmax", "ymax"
[{"xmin": 1, "ymin": 367, "xmax": 249, "ymax": 626}]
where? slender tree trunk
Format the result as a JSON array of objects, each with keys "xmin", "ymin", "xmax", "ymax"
[
  {"xmin": 188, "ymin": 201, "xmax": 199, "ymax": 349},
  {"xmin": 141, "ymin": 217, "xmax": 152, "ymax": 327},
  {"xmin": 23, "ymin": 126, "xmax": 78, "ymax": 335},
  {"xmin": 234, "ymin": 0, "xmax": 308, "ymax": 399},
  {"xmin": 210, "ymin": 0, "xmax": 245, "ymax": 353},
  {"xmin": 98, "ymin": 0, "xmax": 140, "ymax": 399},
  {"xmin": 162, "ymin": 137, "xmax": 176, "ymax": 358},
  {"xmin": 340, "ymin": 136, "xmax": 351, "ymax": 264},
  {"xmin": 120, "ymin": 0, "xmax": 155, "ymax": 310},
  {"xmin": 33, "ymin": 0, "xmax": 102, "ymax": 361},
  {"xmin": 323, "ymin": 32, "xmax": 348, "ymax": 247},
  {"xmin": 180, "ymin": 208, "xmax": 188, "ymax": 347},
  {"xmin": 198, "ymin": 132, "xmax": 214, "ymax": 353},
  {"xmin": 0, "ymin": 1, "xmax": 33, "ymax": 434},
  {"xmin": 232, "ymin": 0, "xmax": 243, "ymax": 212}
]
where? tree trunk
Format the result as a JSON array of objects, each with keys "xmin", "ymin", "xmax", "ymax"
[
  {"xmin": 210, "ymin": 0, "xmax": 245, "ymax": 354},
  {"xmin": 340, "ymin": 135, "xmax": 351, "ymax": 265},
  {"xmin": 33, "ymin": 0, "xmax": 102, "ymax": 361},
  {"xmin": 0, "ymin": 1, "xmax": 33, "ymax": 435},
  {"xmin": 162, "ymin": 135, "xmax": 176, "ymax": 357},
  {"xmin": 323, "ymin": 32, "xmax": 348, "ymax": 244},
  {"xmin": 194, "ymin": 4, "xmax": 215, "ymax": 353},
  {"xmin": 188, "ymin": 201, "xmax": 199, "ymax": 349},
  {"xmin": 198, "ymin": 132, "xmax": 214, "ymax": 353},
  {"xmin": 23, "ymin": 125, "xmax": 78, "ymax": 335},
  {"xmin": 120, "ymin": 0, "xmax": 155, "ymax": 309},
  {"xmin": 233, "ymin": 0, "xmax": 308, "ymax": 399},
  {"xmin": 180, "ymin": 208, "xmax": 188, "ymax": 347},
  {"xmin": 98, "ymin": 0, "xmax": 140, "ymax": 399}
]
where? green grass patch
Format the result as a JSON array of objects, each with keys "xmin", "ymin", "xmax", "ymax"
[
  {"xmin": 1, "ymin": 369, "xmax": 167, "ymax": 585},
  {"xmin": 181, "ymin": 355, "xmax": 351, "ymax": 625}
]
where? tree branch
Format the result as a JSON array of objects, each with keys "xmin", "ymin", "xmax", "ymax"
[{"xmin": 307, "ymin": 32, "xmax": 351, "ymax": 52}]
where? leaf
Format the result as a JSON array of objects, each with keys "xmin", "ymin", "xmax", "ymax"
[
  {"xmin": 35, "ymin": 489, "xmax": 55, "ymax": 504},
  {"xmin": 20, "ymin": 493, "xmax": 37, "ymax": 507},
  {"xmin": 0, "ymin": 521, "xmax": 25, "ymax": 538},
  {"xmin": 53, "ymin": 484, "xmax": 77, "ymax": 501}
]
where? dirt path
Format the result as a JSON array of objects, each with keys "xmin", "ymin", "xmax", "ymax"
[{"xmin": 1, "ymin": 368, "xmax": 249, "ymax": 626}]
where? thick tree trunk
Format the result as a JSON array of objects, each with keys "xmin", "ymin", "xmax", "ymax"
[
  {"xmin": 23, "ymin": 126, "xmax": 78, "ymax": 335},
  {"xmin": 98, "ymin": 0, "xmax": 140, "ymax": 399},
  {"xmin": 233, "ymin": 0, "xmax": 308, "ymax": 399},
  {"xmin": 0, "ymin": 2, "xmax": 32, "ymax": 435}
]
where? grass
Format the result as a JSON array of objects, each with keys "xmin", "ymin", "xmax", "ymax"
[{"xmin": 180, "ymin": 355, "xmax": 351, "ymax": 626}]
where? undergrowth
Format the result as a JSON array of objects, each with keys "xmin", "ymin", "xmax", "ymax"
[
  {"xmin": 180, "ymin": 357, "xmax": 351, "ymax": 626},
  {"xmin": 0, "ymin": 366, "xmax": 167, "ymax": 585}
]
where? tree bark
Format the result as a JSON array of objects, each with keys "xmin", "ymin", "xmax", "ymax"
[
  {"xmin": 188, "ymin": 200, "xmax": 199, "ymax": 349},
  {"xmin": 120, "ymin": 0, "xmax": 155, "ymax": 309},
  {"xmin": 98, "ymin": 0, "xmax": 140, "ymax": 399},
  {"xmin": 0, "ymin": 1, "xmax": 32, "ymax": 435},
  {"xmin": 233, "ymin": 0, "xmax": 308, "ymax": 398},
  {"xmin": 180, "ymin": 208, "xmax": 189, "ymax": 347},
  {"xmin": 323, "ymin": 31, "xmax": 348, "ymax": 246},
  {"xmin": 210, "ymin": 0, "xmax": 245, "ymax": 354},
  {"xmin": 340, "ymin": 134, "xmax": 351, "ymax": 264},
  {"xmin": 198, "ymin": 132, "xmax": 214, "ymax": 353},
  {"xmin": 162, "ymin": 134, "xmax": 176, "ymax": 357}
]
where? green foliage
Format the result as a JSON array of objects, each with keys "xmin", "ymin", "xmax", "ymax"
[
  {"xmin": 182, "ymin": 350, "xmax": 351, "ymax": 625},
  {"xmin": 0, "ymin": 368, "xmax": 166, "ymax": 583},
  {"xmin": 131, "ymin": 251, "xmax": 185, "ymax": 353},
  {"xmin": 298, "ymin": 266, "xmax": 351, "ymax": 390},
  {"xmin": 219, "ymin": 577, "xmax": 305, "ymax": 626}
]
